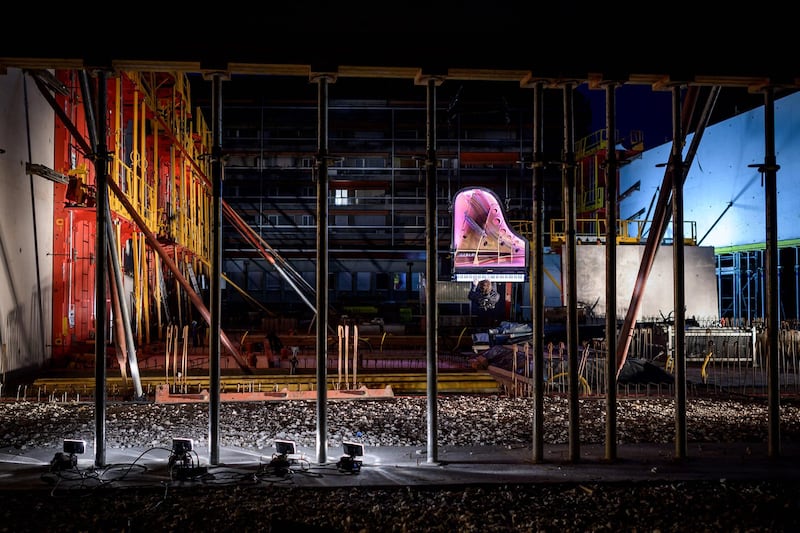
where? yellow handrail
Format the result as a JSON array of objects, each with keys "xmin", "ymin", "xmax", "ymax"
[{"xmin": 549, "ymin": 218, "xmax": 698, "ymax": 247}]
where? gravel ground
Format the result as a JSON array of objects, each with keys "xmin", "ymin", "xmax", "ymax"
[{"xmin": 1, "ymin": 394, "xmax": 800, "ymax": 532}]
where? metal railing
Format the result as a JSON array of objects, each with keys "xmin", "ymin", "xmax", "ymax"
[{"xmin": 549, "ymin": 218, "xmax": 697, "ymax": 247}]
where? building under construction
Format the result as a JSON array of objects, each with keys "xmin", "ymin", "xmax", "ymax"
[{"xmin": 1, "ymin": 10, "xmax": 799, "ymax": 475}]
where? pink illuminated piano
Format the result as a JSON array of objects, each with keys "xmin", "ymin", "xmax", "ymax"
[{"xmin": 451, "ymin": 187, "xmax": 528, "ymax": 283}]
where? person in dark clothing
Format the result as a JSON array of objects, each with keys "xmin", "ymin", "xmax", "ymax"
[{"xmin": 468, "ymin": 279, "xmax": 500, "ymax": 311}]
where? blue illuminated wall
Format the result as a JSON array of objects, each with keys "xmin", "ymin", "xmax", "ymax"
[{"xmin": 619, "ymin": 91, "xmax": 800, "ymax": 249}]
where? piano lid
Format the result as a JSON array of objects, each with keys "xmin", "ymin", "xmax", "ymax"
[{"xmin": 451, "ymin": 186, "xmax": 528, "ymax": 280}]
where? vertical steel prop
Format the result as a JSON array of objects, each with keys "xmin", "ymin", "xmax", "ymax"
[
  {"xmin": 561, "ymin": 82, "xmax": 580, "ymax": 463},
  {"xmin": 313, "ymin": 72, "xmax": 335, "ymax": 465},
  {"xmin": 670, "ymin": 85, "xmax": 688, "ymax": 460},
  {"xmin": 423, "ymin": 74, "xmax": 441, "ymax": 465},
  {"xmin": 760, "ymin": 87, "xmax": 782, "ymax": 458},
  {"xmin": 94, "ymin": 69, "xmax": 108, "ymax": 468},
  {"xmin": 208, "ymin": 72, "xmax": 225, "ymax": 465},
  {"xmin": 529, "ymin": 79, "xmax": 546, "ymax": 463},
  {"xmin": 604, "ymin": 82, "xmax": 619, "ymax": 462}
]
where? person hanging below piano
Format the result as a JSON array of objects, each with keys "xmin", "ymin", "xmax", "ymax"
[{"xmin": 468, "ymin": 278, "xmax": 500, "ymax": 311}]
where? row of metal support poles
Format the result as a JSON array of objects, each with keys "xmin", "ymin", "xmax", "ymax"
[
  {"xmin": 85, "ymin": 72, "xmax": 784, "ymax": 468},
  {"xmin": 546, "ymin": 81, "xmax": 784, "ymax": 464}
]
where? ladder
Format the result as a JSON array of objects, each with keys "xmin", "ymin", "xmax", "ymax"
[{"xmin": 185, "ymin": 262, "xmax": 201, "ymax": 295}]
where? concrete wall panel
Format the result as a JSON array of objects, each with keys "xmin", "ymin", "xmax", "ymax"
[
  {"xmin": 0, "ymin": 68, "xmax": 54, "ymax": 372},
  {"xmin": 573, "ymin": 245, "xmax": 718, "ymax": 322}
]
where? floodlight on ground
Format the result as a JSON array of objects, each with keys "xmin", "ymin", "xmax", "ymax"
[
  {"xmin": 50, "ymin": 438, "xmax": 86, "ymax": 472},
  {"xmin": 171, "ymin": 437, "xmax": 193, "ymax": 455},
  {"xmin": 268, "ymin": 439, "xmax": 298, "ymax": 476},
  {"xmin": 63, "ymin": 439, "xmax": 86, "ymax": 455},
  {"xmin": 168, "ymin": 437, "xmax": 206, "ymax": 479},
  {"xmin": 337, "ymin": 441, "xmax": 364, "ymax": 474},
  {"xmin": 342, "ymin": 441, "xmax": 364, "ymax": 459},
  {"xmin": 274, "ymin": 439, "xmax": 296, "ymax": 457},
  {"xmin": 169, "ymin": 437, "xmax": 193, "ymax": 469}
]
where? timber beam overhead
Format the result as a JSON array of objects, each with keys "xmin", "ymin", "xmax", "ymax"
[{"xmin": 2, "ymin": 56, "xmax": 798, "ymax": 91}]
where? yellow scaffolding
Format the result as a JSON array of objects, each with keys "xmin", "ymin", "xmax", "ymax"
[{"xmin": 107, "ymin": 71, "xmax": 214, "ymax": 337}]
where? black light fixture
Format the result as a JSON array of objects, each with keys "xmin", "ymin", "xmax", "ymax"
[
  {"xmin": 172, "ymin": 437, "xmax": 193, "ymax": 455},
  {"xmin": 337, "ymin": 441, "xmax": 364, "ymax": 474},
  {"xmin": 169, "ymin": 437, "xmax": 207, "ymax": 480},
  {"xmin": 342, "ymin": 441, "xmax": 364, "ymax": 459},
  {"xmin": 64, "ymin": 439, "xmax": 86, "ymax": 455},
  {"xmin": 169, "ymin": 437, "xmax": 194, "ymax": 469},
  {"xmin": 268, "ymin": 439, "xmax": 298, "ymax": 476},
  {"xmin": 274, "ymin": 439, "xmax": 296, "ymax": 457},
  {"xmin": 50, "ymin": 439, "xmax": 86, "ymax": 472}
]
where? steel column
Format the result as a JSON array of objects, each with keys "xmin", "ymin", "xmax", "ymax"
[
  {"xmin": 209, "ymin": 72, "xmax": 224, "ymax": 465},
  {"xmin": 425, "ymin": 76, "xmax": 440, "ymax": 465},
  {"xmin": 604, "ymin": 82, "xmax": 619, "ymax": 462},
  {"xmin": 94, "ymin": 70, "xmax": 108, "ymax": 468},
  {"xmin": 313, "ymin": 73, "xmax": 333, "ymax": 465},
  {"xmin": 671, "ymin": 85, "xmax": 688, "ymax": 460},
  {"xmin": 762, "ymin": 87, "xmax": 781, "ymax": 458},
  {"xmin": 530, "ymin": 81, "xmax": 545, "ymax": 463},
  {"xmin": 562, "ymin": 83, "xmax": 580, "ymax": 463}
]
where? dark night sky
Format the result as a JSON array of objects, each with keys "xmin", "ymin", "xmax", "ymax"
[
  {"xmin": 576, "ymin": 84, "xmax": 674, "ymax": 150},
  {"xmin": 576, "ymin": 84, "xmax": 777, "ymax": 151}
]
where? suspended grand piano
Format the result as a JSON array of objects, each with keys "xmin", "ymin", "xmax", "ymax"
[{"xmin": 451, "ymin": 186, "xmax": 529, "ymax": 283}]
